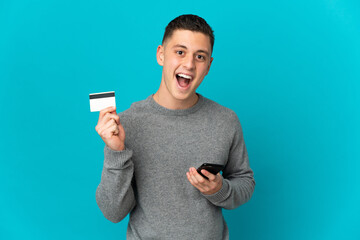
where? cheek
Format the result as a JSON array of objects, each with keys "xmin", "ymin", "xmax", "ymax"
[
  {"xmin": 195, "ymin": 78, "xmax": 205, "ymax": 88},
  {"xmin": 198, "ymin": 65, "xmax": 210, "ymax": 77},
  {"xmin": 163, "ymin": 55, "xmax": 173, "ymax": 66},
  {"xmin": 165, "ymin": 59, "xmax": 180, "ymax": 74}
]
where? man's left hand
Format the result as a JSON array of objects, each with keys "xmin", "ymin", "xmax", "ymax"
[{"xmin": 186, "ymin": 167, "xmax": 223, "ymax": 195}]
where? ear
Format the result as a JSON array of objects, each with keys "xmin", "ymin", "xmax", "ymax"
[
  {"xmin": 205, "ymin": 57, "xmax": 214, "ymax": 75},
  {"xmin": 156, "ymin": 45, "xmax": 164, "ymax": 66}
]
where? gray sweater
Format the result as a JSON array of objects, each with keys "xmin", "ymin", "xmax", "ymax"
[{"xmin": 96, "ymin": 94, "xmax": 255, "ymax": 239}]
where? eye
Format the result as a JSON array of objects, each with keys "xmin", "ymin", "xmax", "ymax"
[
  {"xmin": 196, "ymin": 55, "xmax": 205, "ymax": 61},
  {"xmin": 176, "ymin": 50, "xmax": 184, "ymax": 55}
]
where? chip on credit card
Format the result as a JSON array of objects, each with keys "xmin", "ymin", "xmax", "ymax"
[{"xmin": 89, "ymin": 91, "xmax": 116, "ymax": 112}]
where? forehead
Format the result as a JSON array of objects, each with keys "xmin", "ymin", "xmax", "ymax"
[{"xmin": 164, "ymin": 29, "xmax": 212, "ymax": 53}]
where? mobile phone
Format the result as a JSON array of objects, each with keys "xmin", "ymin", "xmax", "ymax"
[{"xmin": 197, "ymin": 163, "xmax": 225, "ymax": 180}]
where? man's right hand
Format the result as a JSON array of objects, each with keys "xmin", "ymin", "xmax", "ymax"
[{"xmin": 95, "ymin": 106, "xmax": 125, "ymax": 151}]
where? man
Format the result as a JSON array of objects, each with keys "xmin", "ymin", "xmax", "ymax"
[{"xmin": 95, "ymin": 14, "xmax": 255, "ymax": 239}]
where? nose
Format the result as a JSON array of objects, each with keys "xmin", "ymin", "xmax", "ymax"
[{"xmin": 183, "ymin": 55, "xmax": 195, "ymax": 70}]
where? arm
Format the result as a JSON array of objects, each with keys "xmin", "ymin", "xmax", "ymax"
[
  {"xmin": 95, "ymin": 146, "xmax": 136, "ymax": 223},
  {"xmin": 187, "ymin": 115, "xmax": 255, "ymax": 209},
  {"xmin": 94, "ymin": 106, "xmax": 136, "ymax": 222},
  {"xmin": 202, "ymin": 117, "xmax": 255, "ymax": 209}
]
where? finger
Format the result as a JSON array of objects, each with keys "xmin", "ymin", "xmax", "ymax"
[
  {"xmin": 97, "ymin": 119, "xmax": 118, "ymax": 137},
  {"xmin": 186, "ymin": 172, "xmax": 193, "ymax": 184},
  {"xmin": 117, "ymin": 122, "xmax": 125, "ymax": 139},
  {"xmin": 106, "ymin": 124, "xmax": 119, "ymax": 138},
  {"xmin": 187, "ymin": 172, "xmax": 205, "ymax": 192},
  {"xmin": 100, "ymin": 112, "xmax": 120, "ymax": 126},
  {"xmin": 201, "ymin": 169, "xmax": 216, "ymax": 181},
  {"xmin": 99, "ymin": 118, "xmax": 116, "ymax": 131},
  {"xmin": 97, "ymin": 114, "xmax": 120, "ymax": 132},
  {"xmin": 111, "ymin": 124, "xmax": 119, "ymax": 135},
  {"xmin": 99, "ymin": 106, "xmax": 116, "ymax": 120},
  {"xmin": 190, "ymin": 168, "xmax": 207, "ymax": 184},
  {"xmin": 187, "ymin": 169, "xmax": 199, "ymax": 185},
  {"xmin": 189, "ymin": 172, "xmax": 200, "ymax": 185},
  {"xmin": 108, "ymin": 113, "xmax": 120, "ymax": 125}
]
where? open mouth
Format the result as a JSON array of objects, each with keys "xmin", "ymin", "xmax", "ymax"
[{"xmin": 176, "ymin": 73, "xmax": 193, "ymax": 88}]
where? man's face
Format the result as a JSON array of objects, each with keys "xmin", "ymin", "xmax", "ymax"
[{"xmin": 156, "ymin": 29, "xmax": 213, "ymax": 104}]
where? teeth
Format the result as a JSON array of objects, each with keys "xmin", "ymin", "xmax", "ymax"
[{"xmin": 177, "ymin": 73, "xmax": 192, "ymax": 80}]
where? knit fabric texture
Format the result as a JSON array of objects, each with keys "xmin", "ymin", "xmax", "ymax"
[{"xmin": 96, "ymin": 94, "xmax": 255, "ymax": 239}]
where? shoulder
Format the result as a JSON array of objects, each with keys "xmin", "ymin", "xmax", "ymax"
[
  {"xmin": 118, "ymin": 96, "xmax": 151, "ymax": 117},
  {"xmin": 116, "ymin": 97, "xmax": 153, "ymax": 133},
  {"xmin": 115, "ymin": 97, "xmax": 149, "ymax": 129},
  {"xmin": 200, "ymin": 95, "xmax": 244, "ymax": 144},
  {"xmin": 200, "ymin": 95, "xmax": 240, "ymax": 125}
]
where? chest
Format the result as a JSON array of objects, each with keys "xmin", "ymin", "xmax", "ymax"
[{"xmin": 125, "ymin": 115, "xmax": 232, "ymax": 176}]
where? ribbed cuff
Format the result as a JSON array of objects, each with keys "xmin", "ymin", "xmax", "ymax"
[
  {"xmin": 104, "ymin": 145, "xmax": 133, "ymax": 169},
  {"xmin": 202, "ymin": 178, "xmax": 231, "ymax": 204}
]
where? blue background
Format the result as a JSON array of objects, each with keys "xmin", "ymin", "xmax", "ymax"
[{"xmin": 1, "ymin": 0, "xmax": 359, "ymax": 239}]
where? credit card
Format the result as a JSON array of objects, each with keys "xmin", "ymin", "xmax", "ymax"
[{"xmin": 89, "ymin": 91, "xmax": 116, "ymax": 112}]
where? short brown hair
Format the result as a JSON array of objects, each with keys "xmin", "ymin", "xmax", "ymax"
[{"xmin": 162, "ymin": 14, "xmax": 215, "ymax": 53}]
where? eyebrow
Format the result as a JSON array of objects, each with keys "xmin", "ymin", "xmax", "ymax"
[{"xmin": 172, "ymin": 44, "xmax": 210, "ymax": 56}]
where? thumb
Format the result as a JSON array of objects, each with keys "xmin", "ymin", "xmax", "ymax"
[
  {"xmin": 201, "ymin": 170, "xmax": 216, "ymax": 181},
  {"xmin": 109, "ymin": 107, "xmax": 117, "ymax": 115},
  {"xmin": 117, "ymin": 122, "xmax": 126, "ymax": 141}
]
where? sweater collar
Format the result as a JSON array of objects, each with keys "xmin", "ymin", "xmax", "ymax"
[{"xmin": 147, "ymin": 93, "xmax": 204, "ymax": 116}]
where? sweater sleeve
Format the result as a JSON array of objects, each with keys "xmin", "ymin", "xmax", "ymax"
[
  {"xmin": 95, "ymin": 146, "xmax": 136, "ymax": 223},
  {"xmin": 202, "ymin": 116, "xmax": 255, "ymax": 209}
]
